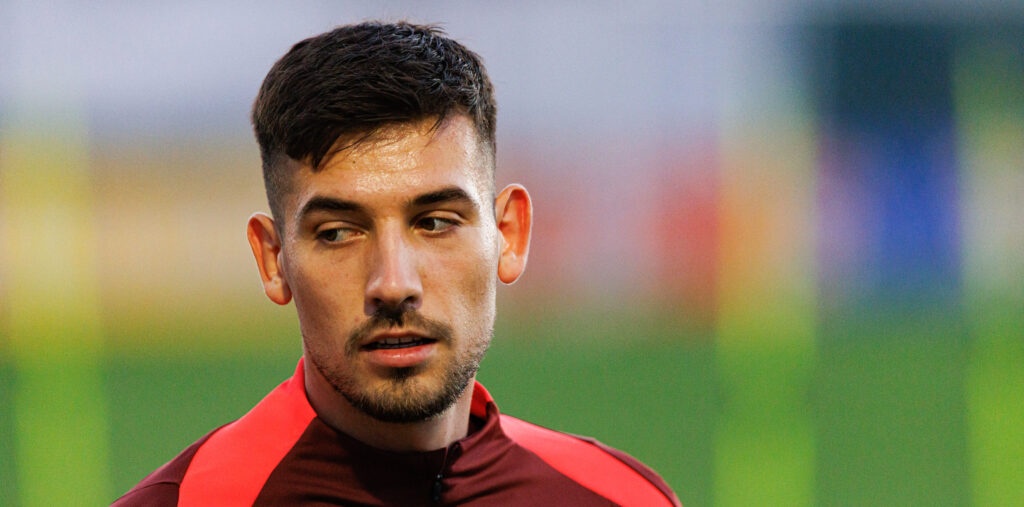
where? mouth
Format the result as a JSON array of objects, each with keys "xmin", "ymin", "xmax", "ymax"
[
  {"xmin": 358, "ymin": 329, "xmax": 443, "ymax": 369},
  {"xmin": 363, "ymin": 335, "xmax": 438, "ymax": 350}
]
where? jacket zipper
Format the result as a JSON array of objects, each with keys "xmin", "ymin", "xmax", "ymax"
[{"xmin": 431, "ymin": 446, "xmax": 451, "ymax": 504}]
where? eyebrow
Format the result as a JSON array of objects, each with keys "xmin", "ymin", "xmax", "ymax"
[
  {"xmin": 411, "ymin": 187, "xmax": 476, "ymax": 208},
  {"xmin": 297, "ymin": 196, "xmax": 367, "ymax": 221},
  {"xmin": 297, "ymin": 186, "xmax": 477, "ymax": 222}
]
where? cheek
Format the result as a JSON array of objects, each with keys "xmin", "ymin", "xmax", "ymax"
[
  {"xmin": 427, "ymin": 238, "xmax": 497, "ymax": 322},
  {"xmin": 289, "ymin": 253, "xmax": 366, "ymax": 336}
]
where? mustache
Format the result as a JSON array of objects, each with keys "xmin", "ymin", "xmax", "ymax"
[{"xmin": 346, "ymin": 305, "xmax": 453, "ymax": 354}]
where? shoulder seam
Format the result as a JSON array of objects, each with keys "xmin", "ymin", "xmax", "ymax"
[
  {"xmin": 130, "ymin": 480, "xmax": 181, "ymax": 487},
  {"xmin": 111, "ymin": 480, "xmax": 180, "ymax": 506}
]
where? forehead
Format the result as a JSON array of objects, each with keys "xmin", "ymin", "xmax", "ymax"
[{"xmin": 283, "ymin": 115, "xmax": 493, "ymax": 220}]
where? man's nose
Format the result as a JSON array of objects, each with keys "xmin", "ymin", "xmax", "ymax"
[{"xmin": 364, "ymin": 227, "xmax": 423, "ymax": 316}]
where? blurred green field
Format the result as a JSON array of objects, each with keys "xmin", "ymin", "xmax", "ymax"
[{"xmin": 2, "ymin": 306, "xmax": 1011, "ymax": 506}]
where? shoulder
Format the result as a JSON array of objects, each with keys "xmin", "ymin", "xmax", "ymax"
[
  {"xmin": 110, "ymin": 430, "xmax": 216, "ymax": 506},
  {"xmin": 113, "ymin": 362, "xmax": 316, "ymax": 506},
  {"xmin": 111, "ymin": 482, "xmax": 180, "ymax": 507},
  {"xmin": 499, "ymin": 414, "xmax": 681, "ymax": 507}
]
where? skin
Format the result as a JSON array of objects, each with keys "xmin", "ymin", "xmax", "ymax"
[{"xmin": 246, "ymin": 114, "xmax": 532, "ymax": 451}]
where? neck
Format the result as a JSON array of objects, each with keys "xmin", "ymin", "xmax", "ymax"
[{"xmin": 302, "ymin": 359, "xmax": 474, "ymax": 452}]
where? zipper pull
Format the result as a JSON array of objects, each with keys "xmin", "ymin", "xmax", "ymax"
[
  {"xmin": 432, "ymin": 472, "xmax": 443, "ymax": 503},
  {"xmin": 433, "ymin": 442, "xmax": 455, "ymax": 503}
]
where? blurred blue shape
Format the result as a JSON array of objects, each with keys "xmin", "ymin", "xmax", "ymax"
[{"xmin": 813, "ymin": 24, "xmax": 962, "ymax": 314}]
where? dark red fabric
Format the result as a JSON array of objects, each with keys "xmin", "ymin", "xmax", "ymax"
[
  {"xmin": 113, "ymin": 360, "xmax": 679, "ymax": 506},
  {"xmin": 252, "ymin": 405, "xmax": 615, "ymax": 506}
]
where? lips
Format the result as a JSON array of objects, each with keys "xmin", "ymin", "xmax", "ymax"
[
  {"xmin": 364, "ymin": 334, "xmax": 438, "ymax": 350},
  {"xmin": 361, "ymin": 332, "xmax": 440, "ymax": 369}
]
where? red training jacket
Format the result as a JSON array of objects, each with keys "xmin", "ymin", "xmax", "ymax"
[{"xmin": 113, "ymin": 359, "xmax": 681, "ymax": 506}]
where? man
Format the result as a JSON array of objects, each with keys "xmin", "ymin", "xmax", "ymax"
[{"xmin": 115, "ymin": 21, "xmax": 680, "ymax": 506}]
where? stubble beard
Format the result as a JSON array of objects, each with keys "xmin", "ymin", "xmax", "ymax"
[{"xmin": 306, "ymin": 308, "xmax": 491, "ymax": 424}]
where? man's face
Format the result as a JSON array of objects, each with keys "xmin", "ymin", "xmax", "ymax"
[{"xmin": 276, "ymin": 115, "xmax": 500, "ymax": 423}]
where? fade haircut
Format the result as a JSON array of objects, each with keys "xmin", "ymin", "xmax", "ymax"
[{"xmin": 252, "ymin": 21, "xmax": 497, "ymax": 221}]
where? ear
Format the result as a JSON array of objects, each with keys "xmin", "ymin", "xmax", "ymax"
[
  {"xmin": 494, "ymin": 184, "xmax": 532, "ymax": 284},
  {"xmin": 246, "ymin": 212, "xmax": 292, "ymax": 305}
]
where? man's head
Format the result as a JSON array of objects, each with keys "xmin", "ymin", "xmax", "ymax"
[
  {"xmin": 251, "ymin": 21, "xmax": 497, "ymax": 223},
  {"xmin": 246, "ymin": 22, "xmax": 531, "ymax": 425}
]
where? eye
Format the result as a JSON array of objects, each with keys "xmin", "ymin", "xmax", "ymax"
[
  {"xmin": 316, "ymin": 227, "xmax": 359, "ymax": 244},
  {"xmin": 417, "ymin": 216, "xmax": 458, "ymax": 233}
]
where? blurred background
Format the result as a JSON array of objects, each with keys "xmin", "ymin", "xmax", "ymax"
[{"xmin": 1, "ymin": 1, "xmax": 1022, "ymax": 505}]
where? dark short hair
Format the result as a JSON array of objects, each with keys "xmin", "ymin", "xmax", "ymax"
[{"xmin": 252, "ymin": 21, "xmax": 497, "ymax": 220}]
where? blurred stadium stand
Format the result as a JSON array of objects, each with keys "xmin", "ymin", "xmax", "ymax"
[{"xmin": 1, "ymin": 1, "xmax": 1022, "ymax": 505}]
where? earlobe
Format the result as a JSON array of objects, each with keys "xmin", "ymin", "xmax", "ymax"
[
  {"xmin": 246, "ymin": 213, "xmax": 292, "ymax": 305},
  {"xmin": 495, "ymin": 184, "xmax": 532, "ymax": 284}
]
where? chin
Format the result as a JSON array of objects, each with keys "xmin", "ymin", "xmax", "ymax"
[
  {"xmin": 314, "ymin": 353, "xmax": 477, "ymax": 424},
  {"xmin": 346, "ymin": 373, "xmax": 471, "ymax": 424}
]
